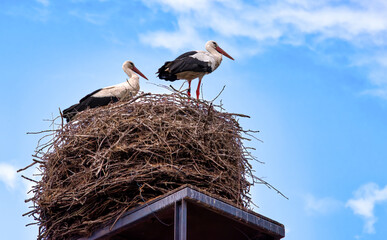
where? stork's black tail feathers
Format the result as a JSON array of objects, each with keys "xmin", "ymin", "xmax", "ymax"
[
  {"xmin": 62, "ymin": 104, "xmax": 79, "ymax": 122},
  {"xmin": 62, "ymin": 96, "xmax": 119, "ymax": 122},
  {"xmin": 157, "ymin": 61, "xmax": 178, "ymax": 81}
]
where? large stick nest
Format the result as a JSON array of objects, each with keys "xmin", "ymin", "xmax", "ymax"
[{"xmin": 22, "ymin": 92, "xmax": 270, "ymax": 240}]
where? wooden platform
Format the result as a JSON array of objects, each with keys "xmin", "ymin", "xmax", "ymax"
[{"xmin": 79, "ymin": 186, "xmax": 285, "ymax": 240}]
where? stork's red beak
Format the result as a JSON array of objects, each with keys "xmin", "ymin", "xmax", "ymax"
[
  {"xmin": 216, "ymin": 46, "xmax": 234, "ymax": 60},
  {"xmin": 133, "ymin": 66, "xmax": 149, "ymax": 80}
]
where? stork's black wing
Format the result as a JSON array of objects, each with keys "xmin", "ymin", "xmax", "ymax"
[
  {"xmin": 175, "ymin": 51, "xmax": 198, "ymax": 60},
  {"xmin": 79, "ymin": 88, "xmax": 102, "ymax": 103},
  {"xmin": 157, "ymin": 51, "xmax": 212, "ymax": 81},
  {"xmin": 168, "ymin": 57, "xmax": 211, "ymax": 74},
  {"xmin": 63, "ymin": 88, "xmax": 118, "ymax": 122}
]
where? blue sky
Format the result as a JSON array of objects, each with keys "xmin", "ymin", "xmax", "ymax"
[{"xmin": 1, "ymin": 0, "xmax": 387, "ymax": 239}]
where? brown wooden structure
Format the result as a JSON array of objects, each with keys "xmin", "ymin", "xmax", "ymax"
[{"xmin": 79, "ymin": 187, "xmax": 285, "ymax": 240}]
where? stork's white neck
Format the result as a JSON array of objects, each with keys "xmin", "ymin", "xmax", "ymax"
[
  {"xmin": 123, "ymin": 67, "xmax": 140, "ymax": 91},
  {"xmin": 205, "ymin": 45, "xmax": 222, "ymax": 70},
  {"xmin": 123, "ymin": 66, "xmax": 133, "ymax": 78}
]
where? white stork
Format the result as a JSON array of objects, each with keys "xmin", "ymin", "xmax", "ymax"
[
  {"xmin": 63, "ymin": 61, "xmax": 148, "ymax": 122},
  {"xmin": 157, "ymin": 40, "xmax": 234, "ymax": 99}
]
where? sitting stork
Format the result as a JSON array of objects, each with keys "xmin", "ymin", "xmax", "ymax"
[
  {"xmin": 63, "ymin": 61, "xmax": 148, "ymax": 122},
  {"xmin": 157, "ymin": 40, "xmax": 234, "ymax": 99}
]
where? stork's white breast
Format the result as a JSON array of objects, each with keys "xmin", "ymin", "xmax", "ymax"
[{"xmin": 191, "ymin": 51, "xmax": 217, "ymax": 70}]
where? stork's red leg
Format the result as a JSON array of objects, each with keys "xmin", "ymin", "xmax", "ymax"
[
  {"xmin": 187, "ymin": 80, "xmax": 192, "ymax": 98},
  {"xmin": 196, "ymin": 77, "xmax": 202, "ymax": 100}
]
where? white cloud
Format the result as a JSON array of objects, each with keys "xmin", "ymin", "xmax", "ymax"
[
  {"xmin": 0, "ymin": 161, "xmax": 40, "ymax": 195},
  {"xmin": 0, "ymin": 163, "xmax": 18, "ymax": 189},
  {"xmin": 304, "ymin": 194, "xmax": 342, "ymax": 215},
  {"xmin": 140, "ymin": 18, "xmax": 204, "ymax": 52},
  {"xmin": 346, "ymin": 183, "xmax": 387, "ymax": 234}
]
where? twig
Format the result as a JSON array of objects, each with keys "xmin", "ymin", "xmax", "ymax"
[
  {"xmin": 211, "ymin": 85, "xmax": 226, "ymax": 103},
  {"xmin": 17, "ymin": 161, "xmax": 37, "ymax": 172}
]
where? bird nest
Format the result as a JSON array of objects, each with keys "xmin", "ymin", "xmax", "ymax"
[{"xmin": 21, "ymin": 92, "xmax": 273, "ymax": 240}]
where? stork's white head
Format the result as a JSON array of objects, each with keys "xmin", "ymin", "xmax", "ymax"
[
  {"xmin": 122, "ymin": 61, "xmax": 149, "ymax": 80},
  {"xmin": 205, "ymin": 40, "xmax": 234, "ymax": 60}
]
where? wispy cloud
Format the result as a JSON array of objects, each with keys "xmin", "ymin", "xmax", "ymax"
[
  {"xmin": 70, "ymin": 0, "xmax": 111, "ymax": 2},
  {"xmin": 351, "ymin": 53, "xmax": 387, "ymax": 99},
  {"xmin": 0, "ymin": 163, "xmax": 18, "ymax": 189},
  {"xmin": 141, "ymin": 0, "xmax": 387, "ymax": 50},
  {"xmin": 67, "ymin": 0, "xmax": 121, "ymax": 25},
  {"xmin": 3, "ymin": 3, "xmax": 51, "ymax": 22},
  {"xmin": 36, "ymin": 0, "xmax": 50, "ymax": 7},
  {"xmin": 362, "ymin": 88, "xmax": 387, "ymax": 100},
  {"xmin": 304, "ymin": 194, "xmax": 342, "ymax": 215},
  {"xmin": 346, "ymin": 183, "xmax": 387, "ymax": 234},
  {"xmin": 69, "ymin": 9, "xmax": 111, "ymax": 25},
  {"xmin": 363, "ymin": 56, "xmax": 387, "ymax": 99}
]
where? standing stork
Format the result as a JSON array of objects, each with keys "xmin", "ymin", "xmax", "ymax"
[
  {"xmin": 63, "ymin": 61, "xmax": 148, "ymax": 122},
  {"xmin": 157, "ymin": 40, "xmax": 234, "ymax": 99}
]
